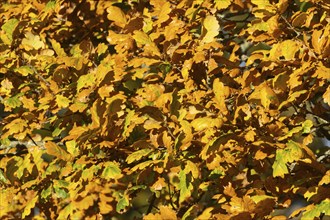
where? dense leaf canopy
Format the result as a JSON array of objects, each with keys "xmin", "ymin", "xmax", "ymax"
[{"xmin": 0, "ymin": 0, "xmax": 329, "ymax": 219}]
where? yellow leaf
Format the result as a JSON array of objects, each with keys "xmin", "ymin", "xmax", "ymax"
[
  {"xmin": 126, "ymin": 149, "xmax": 152, "ymax": 164},
  {"xmin": 50, "ymin": 39, "xmax": 66, "ymax": 56},
  {"xmin": 201, "ymin": 15, "xmax": 220, "ymax": 44},
  {"xmin": 250, "ymin": 83, "xmax": 278, "ymax": 109},
  {"xmin": 152, "ymin": 177, "xmax": 167, "ymax": 191},
  {"xmin": 144, "ymin": 213, "xmax": 161, "ymax": 220},
  {"xmin": 3, "ymin": 118, "xmax": 27, "ymax": 136},
  {"xmin": 19, "ymin": 96, "xmax": 35, "ymax": 111},
  {"xmin": 22, "ymin": 194, "xmax": 39, "ymax": 218},
  {"xmin": 323, "ymin": 86, "xmax": 330, "ymax": 105},
  {"xmin": 14, "ymin": 66, "xmax": 34, "ymax": 76},
  {"xmin": 74, "ymin": 195, "xmax": 95, "ymax": 211},
  {"xmin": 260, "ymin": 85, "xmax": 277, "ymax": 109},
  {"xmin": 191, "ymin": 117, "xmax": 222, "ymax": 131},
  {"xmin": 99, "ymin": 193, "xmax": 114, "ymax": 214},
  {"xmin": 245, "ymin": 129, "xmax": 256, "ymax": 142},
  {"xmin": 90, "ymin": 101, "xmax": 100, "ymax": 128},
  {"xmin": 159, "ymin": 205, "xmax": 177, "ymax": 220},
  {"xmin": 251, "ymin": 0, "xmax": 275, "ymax": 11},
  {"xmin": 162, "ymin": 131, "xmax": 173, "ymax": 153},
  {"xmin": 180, "ymin": 120, "xmax": 193, "ymax": 148},
  {"xmin": 45, "ymin": 141, "xmax": 71, "ymax": 161},
  {"xmin": 133, "ymin": 30, "xmax": 153, "ymax": 45},
  {"xmin": 98, "ymin": 85, "xmax": 114, "ymax": 99},
  {"xmin": 56, "ymin": 94, "xmax": 70, "ymax": 108},
  {"xmin": 197, "ymin": 207, "xmax": 213, "ymax": 220},
  {"xmin": 21, "ymin": 32, "xmax": 44, "ymax": 51},
  {"xmin": 313, "ymin": 62, "xmax": 330, "ymax": 80},
  {"xmin": 214, "ymin": 0, "xmax": 232, "ymax": 10},
  {"xmin": 319, "ymin": 170, "xmax": 330, "ymax": 185},
  {"xmin": 102, "ymin": 162, "xmax": 123, "ymax": 180},
  {"xmin": 185, "ymin": 160, "xmax": 199, "ymax": 179},
  {"xmin": 107, "ymin": 6, "xmax": 127, "ymax": 28},
  {"xmin": 255, "ymin": 150, "xmax": 268, "ymax": 160},
  {"xmin": 269, "ymin": 40, "xmax": 300, "ymax": 60},
  {"xmin": 213, "ymin": 78, "xmax": 230, "ymax": 114},
  {"xmin": 156, "ymin": 2, "xmax": 171, "ymax": 25},
  {"xmin": 65, "ymin": 140, "xmax": 79, "ymax": 157},
  {"xmin": 0, "ymin": 78, "xmax": 13, "ymax": 95}
]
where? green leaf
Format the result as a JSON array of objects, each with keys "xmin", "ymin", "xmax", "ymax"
[
  {"xmin": 302, "ymin": 199, "xmax": 330, "ymax": 220},
  {"xmin": 272, "ymin": 149, "xmax": 289, "ymax": 178},
  {"xmin": 302, "ymin": 120, "xmax": 313, "ymax": 134},
  {"xmin": 54, "ymin": 186, "xmax": 68, "ymax": 199},
  {"xmin": 179, "ymin": 169, "xmax": 193, "ymax": 204},
  {"xmin": 77, "ymin": 73, "xmax": 95, "ymax": 92},
  {"xmin": 41, "ymin": 185, "xmax": 52, "ymax": 200},
  {"xmin": 0, "ymin": 169, "xmax": 9, "ymax": 184},
  {"xmin": 66, "ymin": 140, "xmax": 79, "ymax": 157},
  {"xmin": 116, "ymin": 193, "xmax": 130, "ymax": 213},
  {"xmin": 1, "ymin": 18, "xmax": 19, "ymax": 45},
  {"xmin": 102, "ymin": 162, "xmax": 122, "ymax": 180},
  {"xmin": 126, "ymin": 148, "xmax": 153, "ymax": 164},
  {"xmin": 285, "ymin": 140, "xmax": 303, "ymax": 163},
  {"xmin": 4, "ymin": 94, "xmax": 23, "ymax": 109}
]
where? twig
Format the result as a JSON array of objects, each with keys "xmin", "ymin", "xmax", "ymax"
[
  {"xmin": 146, "ymin": 193, "xmax": 156, "ymax": 214},
  {"xmin": 280, "ymin": 14, "xmax": 301, "ymax": 37}
]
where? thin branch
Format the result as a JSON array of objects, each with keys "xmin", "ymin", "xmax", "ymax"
[
  {"xmin": 280, "ymin": 14, "xmax": 301, "ymax": 37},
  {"xmin": 146, "ymin": 193, "xmax": 156, "ymax": 215}
]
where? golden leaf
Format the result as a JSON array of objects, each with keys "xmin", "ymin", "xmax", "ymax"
[
  {"xmin": 152, "ymin": 177, "xmax": 167, "ymax": 191},
  {"xmin": 156, "ymin": 2, "xmax": 171, "ymax": 25},
  {"xmin": 213, "ymin": 78, "xmax": 230, "ymax": 114},
  {"xmin": 323, "ymin": 86, "xmax": 330, "ymax": 105},
  {"xmin": 191, "ymin": 117, "xmax": 223, "ymax": 131},
  {"xmin": 255, "ymin": 150, "xmax": 268, "ymax": 160},
  {"xmin": 214, "ymin": 0, "xmax": 232, "ymax": 10},
  {"xmin": 45, "ymin": 141, "xmax": 71, "ymax": 161},
  {"xmin": 107, "ymin": 6, "xmax": 127, "ymax": 28}
]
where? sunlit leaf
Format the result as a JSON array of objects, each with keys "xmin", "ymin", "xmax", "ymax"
[
  {"xmin": 21, "ymin": 32, "xmax": 44, "ymax": 51},
  {"xmin": 1, "ymin": 18, "xmax": 19, "ymax": 45},
  {"xmin": 22, "ymin": 194, "xmax": 39, "ymax": 218},
  {"xmin": 214, "ymin": 0, "xmax": 232, "ymax": 10},
  {"xmin": 301, "ymin": 199, "xmax": 330, "ymax": 220},
  {"xmin": 45, "ymin": 141, "xmax": 71, "ymax": 161},
  {"xmin": 201, "ymin": 15, "xmax": 220, "ymax": 44},
  {"xmin": 126, "ymin": 148, "xmax": 153, "ymax": 164},
  {"xmin": 272, "ymin": 149, "xmax": 289, "ymax": 178},
  {"xmin": 116, "ymin": 193, "xmax": 129, "ymax": 213},
  {"xmin": 56, "ymin": 94, "xmax": 70, "ymax": 108},
  {"xmin": 102, "ymin": 162, "xmax": 122, "ymax": 180},
  {"xmin": 179, "ymin": 169, "xmax": 193, "ymax": 204},
  {"xmin": 107, "ymin": 6, "xmax": 127, "ymax": 28}
]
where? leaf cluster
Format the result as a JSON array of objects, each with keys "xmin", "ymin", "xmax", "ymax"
[{"xmin": 0, "ymin": 0, "xmax": 329, "ymax": 219}]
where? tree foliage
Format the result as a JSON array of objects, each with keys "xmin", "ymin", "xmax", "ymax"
[{"xmin": 0, "ymin": 0, "xmax": 329, "ymax": 219}]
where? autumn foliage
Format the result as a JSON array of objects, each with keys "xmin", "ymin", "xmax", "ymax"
[{"xmin": 0, "ymin": 0, "xmax": 330, "ymax": 219}]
